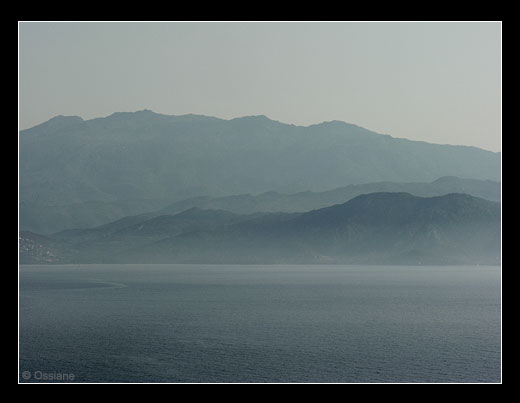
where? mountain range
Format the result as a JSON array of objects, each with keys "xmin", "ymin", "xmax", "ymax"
[
  {"xmin": 20, "ymin": 175, "xmax": 500, "ymax": 234},
  {"xmin": 19, "ymin": 192, "xmax": 501, "ymax": 266},
  {"xmin": 19, "ymin": 111, "xmax": 501, "ymax": 266},
  {"xmin": 19, "ymin": 110, "xmax": 500, "ymax": 234}
]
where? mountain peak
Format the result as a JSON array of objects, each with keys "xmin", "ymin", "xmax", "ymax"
[
  {"xmin": 230, "ymin": 115, "xmax": 275, "ymax": 124},
  {"xmin": 234, "ymin": 114, "xmax": 269, "ymax": 120},
  {"xmin": 24, "ymin": 115, "xmax": 84, "ymax": 134},
  {"xmin": 105, "ymin": 109, "xmax": 162, "ymax": 119},
  {"xmin": 51, "ymin": 114, "xmax": 84, "ymax": 121}
]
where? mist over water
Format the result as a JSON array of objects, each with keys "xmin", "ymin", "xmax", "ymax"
[{"xmin": 19, "ymin": 264, "xmax": 501, "ymax": 383}]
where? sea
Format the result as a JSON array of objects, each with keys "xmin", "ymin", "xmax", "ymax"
[{"xmin": 18, "ymin": 264, "xmax": 501, "ymax": 383}]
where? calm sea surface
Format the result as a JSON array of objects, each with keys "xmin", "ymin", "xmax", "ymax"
[{"xmin": 19, "ymin": 264, "xmax": 501, "ymax": 383}]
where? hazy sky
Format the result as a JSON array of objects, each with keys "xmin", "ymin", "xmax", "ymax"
[{"xmin": 18, "ymin": 21, "xmax": 501, "ymax": 152}]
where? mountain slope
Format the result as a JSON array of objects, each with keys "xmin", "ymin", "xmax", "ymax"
[
  {"xmin": 19, "ymin": 176, "xmax": 500, "ymax": 234},
  {"xmin": 158, "ymin": 176, "xmax": 501, "ymax": 215},
  {"xmin": 20, "ymin": 110, "xmax": 500, "ymax": 208},
  {"xmin": 138, "ymin": 192, "xmax": 500, "ymax": 265},
  {"xmin": 20, "ymin": 193, "xmax": 501, "ymax": 265}
]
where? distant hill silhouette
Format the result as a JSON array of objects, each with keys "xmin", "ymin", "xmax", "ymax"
[
  {"xmin": 19, "ymin": 176, "xmax": 500, "ymax": 234},
  {"xmin": 20, "ymin": 111, "xmax": 501, "ymax": 204},
  {"xmin": 20, "ymin": 110, "xmax": 500, "ymax": 233},
  {"xmin": 158, "ymin": 175, "xmax": 501, "ymax": 215},
  {"xmin": 20, "ymin": 193, "xmax": 501, "ymax": 265}
]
